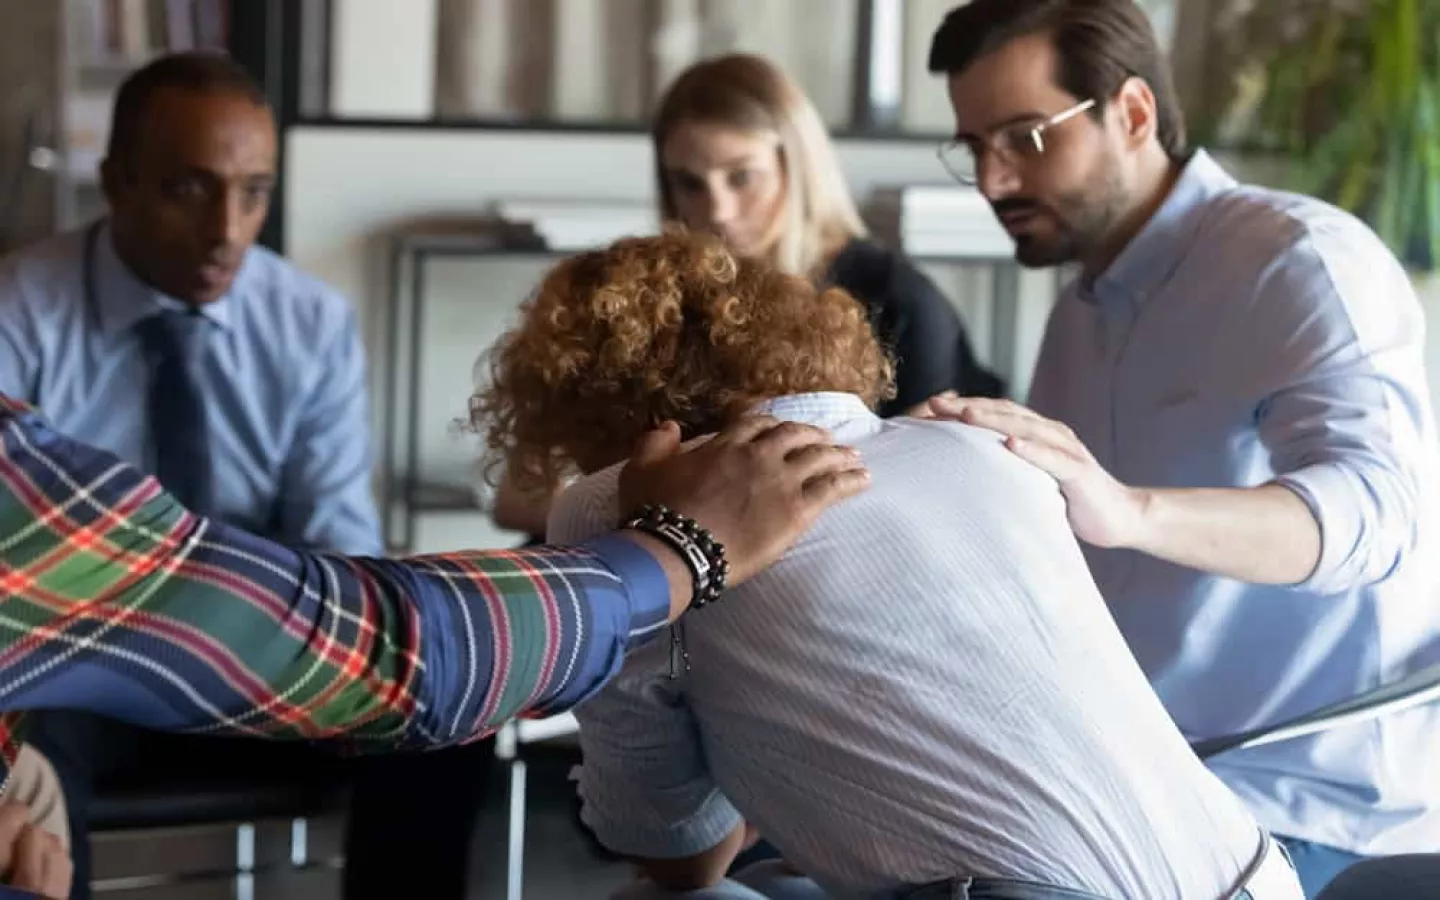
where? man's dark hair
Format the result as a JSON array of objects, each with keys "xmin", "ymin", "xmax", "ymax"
[
  {"xmin": 927, "ymin": 0, "xmax": 1187, "ymax": 161},
  {"xmin": 107, "ymin": 51, "xmax": 269, "ymax": 163}
]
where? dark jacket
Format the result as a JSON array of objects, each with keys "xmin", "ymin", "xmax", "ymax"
[{"xmin": 825, "ymin": 239, "xmax": 1006, "ymax": 417}]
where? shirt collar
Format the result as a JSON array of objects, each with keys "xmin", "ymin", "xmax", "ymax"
[
  {"xmin": 1087, "ymin": 149, "xmax": 1237, "ymax": 307},
  {"xmin": 90, "ymin": 219, "xmax": 240, "ymax": 335},
  {"xmin": 748, "ymin": 392, "xmax": 878, "ymax": 431}
]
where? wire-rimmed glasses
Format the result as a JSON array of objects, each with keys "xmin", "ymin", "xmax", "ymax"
[{"xmin": 937, "ymin": 98, "xmax": 1098, "ymax": 186}]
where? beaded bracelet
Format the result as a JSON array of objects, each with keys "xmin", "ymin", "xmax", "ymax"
[{"xmin": 623, "ymin": 504, "xmax": 729, "ymax": 609}]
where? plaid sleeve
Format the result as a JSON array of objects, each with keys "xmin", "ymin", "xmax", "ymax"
[{"xmin": 0, "ymin": 395, "xmax": 670, "ymax": 771}]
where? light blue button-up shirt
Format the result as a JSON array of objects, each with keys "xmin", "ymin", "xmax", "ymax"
[
  {"xmin": 0, "ymin": 221, "xmax": 382, "ymax": 555},
  {"xmin": 1029, "ymin": 150, "xmax": 1440, "ymax": 855},
  {"xmin": 552, "ymin": 393, "xmax": 1263, "ymax": 899}
]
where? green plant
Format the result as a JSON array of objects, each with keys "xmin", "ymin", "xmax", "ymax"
[{"xmin": 1198, "ymin": 0, "xmax": 1440, "ymax": 270}]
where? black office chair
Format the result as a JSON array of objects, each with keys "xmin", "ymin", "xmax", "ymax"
[
  {"xmin": 1316, "ymin": 854, "xmax": 1440, "ymax": 900},
  {"xmin": 1193, "ymin": 664, "xmax": 1440, "ymax": 900},
  {"xmin": 1192, "ymin": 662, "xmax": 1440, "ymax": 761},
  {"xmin": 88, "ymin": 767, "xmax": 349, "ymax": 897}
]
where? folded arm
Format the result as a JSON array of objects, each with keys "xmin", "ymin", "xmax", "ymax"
[
  {"xmin": 573, "ymin": 647, "xmax": 747, "ymax": 890},
  {"xmin": 553, "ymin": 468, "xmax": 747, "ymax": 889}
]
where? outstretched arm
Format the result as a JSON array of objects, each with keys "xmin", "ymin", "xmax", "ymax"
[{"xmin": 0, "ymin": 399, "xmax": 866, "ymax": 758}]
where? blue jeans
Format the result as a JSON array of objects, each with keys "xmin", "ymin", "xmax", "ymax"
[
  {"xmin": 1274, "ymin": 836, "xmax": 1367, "ymax": 898},
  {"xmin": 610, "ymin": 861, "xmax": 1108, "ymax": 900}
]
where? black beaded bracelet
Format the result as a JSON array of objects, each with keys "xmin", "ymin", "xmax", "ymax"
[{"xmin": 623, "ymin": 504, "xmax": 729, "ymax": 609}]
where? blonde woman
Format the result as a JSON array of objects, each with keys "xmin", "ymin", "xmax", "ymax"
[{"xmin": 651, "ymin": 53, "xmax": 1003, "ymax": 414}]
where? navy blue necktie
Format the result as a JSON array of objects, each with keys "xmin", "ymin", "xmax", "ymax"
[{"xmin": 134, "ymin": 308, "xmax": 213, "ymax": 515}]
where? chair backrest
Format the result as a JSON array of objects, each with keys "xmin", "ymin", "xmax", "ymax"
[{"xmin": 1192, "ymin": 662, "xmax": 1440, "ymax": 760}]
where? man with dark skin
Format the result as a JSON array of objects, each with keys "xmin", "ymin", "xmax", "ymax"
[
  {"xmin": 102, "ymin": 70, "xmax": 276, "ymax": 306},
  {"xmin": 0, "ymin": 51, "xmax": 466, "ymax": 899}
]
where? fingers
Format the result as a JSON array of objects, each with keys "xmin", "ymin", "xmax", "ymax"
[
  {"xmin": 968, "ymin": 408, "xmax": 1068, "ymax": 442},
  {"xmin": 747, "ymin": 420, "xmax": 834, "ymax": 458},
  {"xmin": 918, "ymin": 397, "xmax": 1088, "ymax": 480},
  {"xmin": 628, "ymin": 421, "xmax": 683, "ymax": 466},
  {"xmin": 928, "ymin": 395, "xmax": 1043, "ymax": 424},
  {"xmin": 905, "ymin": 390, "xmax": 960, "ymax": 419},
  {"xmin": 938, "ymin": 401, "xmax": 1077, "ymax": 448},
  {"xmin": 799, "ymin": 467, "xmax": 872, "ymax": 506},
  {"xmin": 1004, "ymin": 434, "xmax": 1087, "ymax": 480},
  {"xmin": 709, "ymin": 414, "xmax": 783, "ymax": 447},
  {"xmin": 0, "ymin": 803, "xmax": 31, "ymax": 873},
  {"xmin": 11, "ymin": 825, "xmax": 71, "ymax": 898},
  {"xmin": 782, "ymin": 443, "xmax": 865, "ymax": 485}
]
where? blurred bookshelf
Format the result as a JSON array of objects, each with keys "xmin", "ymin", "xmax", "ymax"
[{"xmin": 55, "ymin": 0, "xmax": 230, "ymax": 229}]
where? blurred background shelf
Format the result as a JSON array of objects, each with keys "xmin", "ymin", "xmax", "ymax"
[{"xmin": 1, "ymin": 0, "xmax": 230, "ymax": 252}]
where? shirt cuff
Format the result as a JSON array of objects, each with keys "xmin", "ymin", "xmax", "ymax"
[
  {"xmin": 1275, "ymin": 464, "xmax": 1360, "ymax": 592},
  {"xmin": 579, "ymin": 777, "xmax": 744, "ymax": 860},
  {"xmin": 582, "ymin": 534, "xmax": 673, "ymax": 646}
]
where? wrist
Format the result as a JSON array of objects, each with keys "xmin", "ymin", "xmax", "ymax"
[
  {"xmin": 623, "ymin": 505, "xmax": 729, "ymax": 610},
  {"xmin": 1121, "ymin": 485, "xmax": 1158, "ymax": 552},
  {"xmin": 620, "ymin": 530, "xmax": 695, "ymax": 622}
]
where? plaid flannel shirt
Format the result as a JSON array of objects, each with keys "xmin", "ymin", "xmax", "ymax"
[{"xmin": 0, "ymin": 394, "xmax": 669, "ymax": 791}]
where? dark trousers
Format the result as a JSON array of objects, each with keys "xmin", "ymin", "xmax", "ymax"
[{"xmin": 27, "ymin": 710, "xmax": 494, "ymax": 900}]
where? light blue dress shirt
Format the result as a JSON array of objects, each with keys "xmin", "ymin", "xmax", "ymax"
[
  {"xmin": 0, "ymin": 221, "xmax": 382, "ymax": 555},
  {"xmin": 1029, "ymin": 150, "xmax": 1440, "ymax": 856},
  {"xmin": 552, "ymin": 394, "xmax": 1264, "ymax": 900}
]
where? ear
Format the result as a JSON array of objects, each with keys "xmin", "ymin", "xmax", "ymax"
[{"xmin": 1112, "ymin": 76, "xmax": 1158, "ymax": 151}]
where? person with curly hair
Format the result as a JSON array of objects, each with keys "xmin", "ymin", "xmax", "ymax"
[{"xmin": 473, "ymin": 231, "xmax": 1302, "ymax": 900}]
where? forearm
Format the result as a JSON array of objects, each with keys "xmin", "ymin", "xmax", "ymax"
[
  {"xmin": 1130, "ymin": 482, "xmax": 1321, "ymax": 584},
  {"xmin": 0, "ymin": 404, "xmax": 679, "ymax": 748},
  {"xmin": 0, "ymin": 521, "xmax": 675, "ymax": 747}
]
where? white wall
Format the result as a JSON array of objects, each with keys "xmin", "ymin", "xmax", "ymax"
[{"xmin": 329, "ymin": 0, "xmax": 439, "ymax": 117}]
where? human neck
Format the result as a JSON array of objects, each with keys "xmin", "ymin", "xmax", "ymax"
[
  {"xmin": 107, "ymin": 223, "xmax": 171, "ymax": 301},
  {"xmin": 1080, "ymin": 151, "xmax": 1184, "ymax": 281}
]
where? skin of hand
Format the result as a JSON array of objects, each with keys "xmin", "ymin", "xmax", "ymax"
[
  {"xmin": 618, "ymin": 415, "xmax": 870, "ymax": 586},
  {"xmin": 0, "ymin": 805, "xmax": 71, "ymax": 900},
  {"xmin": 913, "ymin": 394, "xmax": 1147, "ymax": 549}
]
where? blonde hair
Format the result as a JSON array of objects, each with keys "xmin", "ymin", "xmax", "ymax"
[{"xmin": 652, "ymin": 53, "xmax": 868, "ymax": 277}]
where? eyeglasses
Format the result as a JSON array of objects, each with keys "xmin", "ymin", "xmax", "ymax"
[{"xmin": 937, "ymin": 98, "xmax": 1098, "ymax": 186}]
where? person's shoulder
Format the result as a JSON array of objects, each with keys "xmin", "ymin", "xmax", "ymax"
[
  {"xmin": 1200, "ymin": 183, "xmax": 1415, "ymax": 333},
  {"xmin": 234, "ymin": 245, "xmax": 357, "ymax": 335},
  {"xmin": 0, "ymin": 228, "xmax": 87, "ymax": 309},
  {"xmin": 881, "ymin": 417, "xmax": 1065, "ymax": 500},
  {"xmin": 1196, "ymin": 181, "xmax": 1394, "ymax": 278}
]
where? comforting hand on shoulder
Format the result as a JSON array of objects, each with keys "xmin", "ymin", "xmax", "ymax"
[
  {"xmin": 918, "ymin": 395, "xmax": 1148, "ymax": 550},
  {"xmin": 618, "ymin": 416, "xmax": 870, "ymax": 586}
]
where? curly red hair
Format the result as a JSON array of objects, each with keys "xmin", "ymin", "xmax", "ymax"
[{"xmin": 474, "ymin": 230, "xmax": 894, "ymax": 492}]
